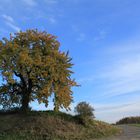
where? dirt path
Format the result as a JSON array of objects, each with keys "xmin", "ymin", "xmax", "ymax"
[{"xmin": 96, "ymin": 125, "xmax": 140, "ymax": 140}]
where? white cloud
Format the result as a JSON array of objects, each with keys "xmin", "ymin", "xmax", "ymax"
[
  {"xmin": 2, "ymin": 14, "xmax": 20, "ymax": 32},
  {"xmin": 95, "ymin": 101, "xmax": 140, "ymax": 123}
]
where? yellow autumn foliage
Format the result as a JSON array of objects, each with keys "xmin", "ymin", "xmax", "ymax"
[{"xmin": 0, "ymin": 29, "xmax": 77, "ymax": 111}]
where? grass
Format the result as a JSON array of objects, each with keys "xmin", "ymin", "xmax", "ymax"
[
  {"xmin": 0, "ymin": 111, "xmax": 120, "ymax": 140},
  {"xmin": 130, "ymin": 124, "xmax": 140, "ymax": 127}
]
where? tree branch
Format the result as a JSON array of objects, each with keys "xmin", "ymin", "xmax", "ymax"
[{"xmin": 14, "ymin": 71, "xmax": 26, "ymax": 88}]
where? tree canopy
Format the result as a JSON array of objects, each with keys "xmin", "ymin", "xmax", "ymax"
[
  {"xmin": 75, "ymin": 102, "xmax": 95, "ymax": 118},
  {"xmin": 0, "ymin": 29, "xmax": 77, "ymax": 112}
]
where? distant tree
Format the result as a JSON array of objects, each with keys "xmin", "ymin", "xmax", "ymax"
[
  {"xmin": 75, "ymin": 101, "xmax": 95, "ymax": 118},
  {"xmin": 0, "ymin": 29, "xmax": 77, "ymax": 112},
  {"xmin": 116, "ymin": 116, "xmax": 140, "ymax": 125}
]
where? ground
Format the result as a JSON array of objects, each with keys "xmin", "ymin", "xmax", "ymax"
[{"xmin": 96, "ymin": 125, "xmax": 140, "ymax": 140}]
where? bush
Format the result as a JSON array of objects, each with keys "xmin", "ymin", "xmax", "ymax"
[{"xmin": 75, "ymin": 101, "xmax": 95, "ymax": 118}]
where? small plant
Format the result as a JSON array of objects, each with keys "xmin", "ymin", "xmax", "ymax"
[{"xmin": 75, "ymin": 101, "xmax": 95, "ymax": 118}]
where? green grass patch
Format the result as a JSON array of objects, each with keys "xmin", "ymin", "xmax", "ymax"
[{"xmin": 130, "ymin": 124, "xmax": 140, "ymax": 127}]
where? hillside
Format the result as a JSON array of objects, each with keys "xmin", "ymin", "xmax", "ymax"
[
  {"xmin": 0, "ymin": 111, "xmax": 120, "ymax": 140},
  {"xmin": 116, "ymin": 116, "xmax": 140, "ymax": 125}
]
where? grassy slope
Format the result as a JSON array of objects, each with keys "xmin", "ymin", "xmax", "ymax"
[
  {"xmin": 116, "ymin": 116, "xmax": 140, "ymax": 125},
  {"xmin": 130, "ymin": 124, "xmax": 140, "ymax": 127},
  {"xmin": 0, "ymin": 111, "xmax": 120, "ymax": 140}
]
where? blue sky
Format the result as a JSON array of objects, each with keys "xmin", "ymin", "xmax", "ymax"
[{"xmin": 0, "ymin": 0, "xmax": 140, "ymax": 123}]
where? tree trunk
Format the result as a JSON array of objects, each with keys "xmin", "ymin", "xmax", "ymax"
[
  {"xmin": 21, "ymin": 91, "xmax": 30, "ymax": 113},
  {"xmin": 54, "ymin": 105, "xmax": 59, "ymax": 112},
  {"xmin": 54, "ymin": 94, "xmax": 59, "ymax": 112}
]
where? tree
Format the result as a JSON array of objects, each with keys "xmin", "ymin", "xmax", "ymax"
[
  {"xmin": 75, "ymin": 101, "xmax": 95, "ymax": 118},
  {"xmin": 0, "ymin": 29, "xmax": 77, "ymax": 112}
]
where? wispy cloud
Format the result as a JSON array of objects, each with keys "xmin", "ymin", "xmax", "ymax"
[
  {"xmin": 45, "ymin": 0, "xmax": 58, "ymax": 5},
  {"xmin": 76, "ymin": 38, "xmax": 140, "ymax": 123},
  {"xmin": 95, "ymin": 101, "xmax": 140, "ymax": 123},
  {"xmin": 2, "ymin": 14, "xmax": 14, "ymax": 23},
  {"xmin": 76, "ymin": 33, "xmax": 86, "ymax": 42},
  {"xmin": 22, "ymin": 0, "xmax": 37, "ymax": 6},
  {"xmin": 71, "ymin": 25, "xmax": 86, "ymax": 42},
  {"xmin": 94, "ymin": 30, "xmax": 107, "ymax": 41},
  {"xmin": 100, "ymin": 55, "xmax": 140, "ymax": 97},
  {"xmin": 1, "ymin": 14, "xmax": 20, "ymax": 32},
  {"xmin": 47, "ymin": 16, "xmax": 56, "ymax": 24},
  {"xmin": 78, "ymin": 38, "xmax": 140, "ymax": 97},
  {"xmin": 6, "ymin": 22, "xmax": 20, "ymax": 32},
  {"xmin": 95, "ymin": 103, "xmax": 133, "ymax": 112}
]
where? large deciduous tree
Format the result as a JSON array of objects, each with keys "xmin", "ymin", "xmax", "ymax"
[{"xmin": 0, "ymin": 30, "xmax": 77, "ymax": 112}]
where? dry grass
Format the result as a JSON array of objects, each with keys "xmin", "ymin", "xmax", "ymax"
[{"xmin": 0, "ymin": 111, "xmax": 120, "ymax": 140}]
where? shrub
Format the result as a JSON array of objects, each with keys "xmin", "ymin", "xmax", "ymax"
[{"xmin": 75, "ymin": 101, "xmax": 95, "ymax": 118}]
